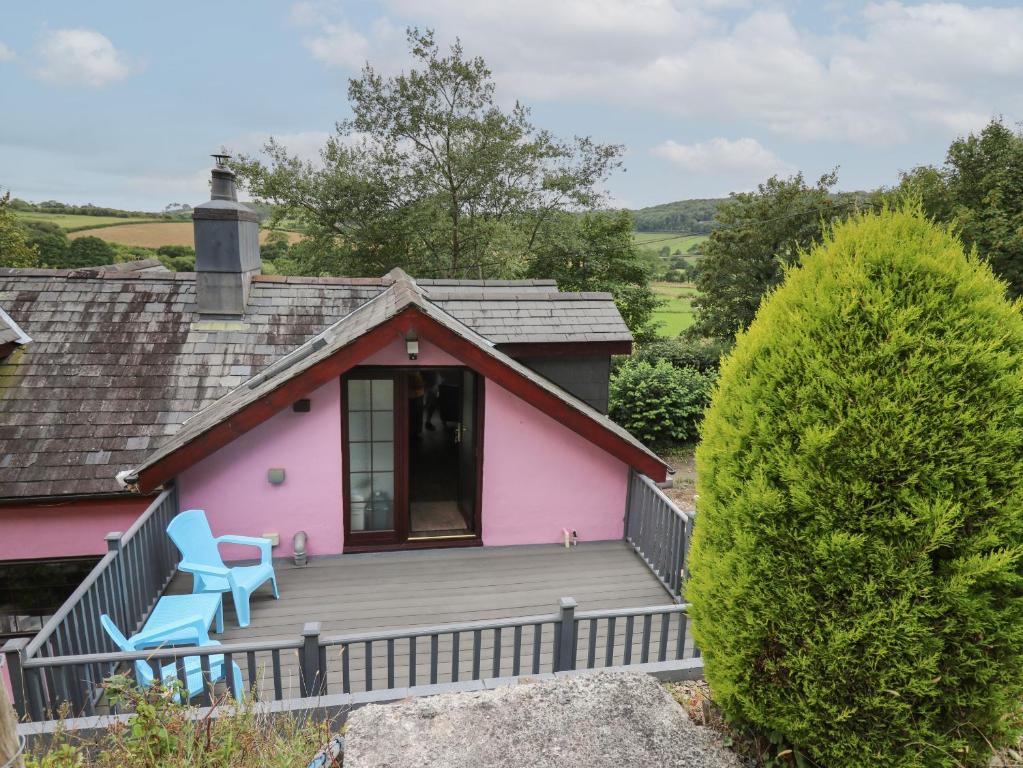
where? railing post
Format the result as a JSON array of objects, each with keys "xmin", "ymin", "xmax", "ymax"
[
  {"xmin": 2, "ymin": 638, "xmax": 29, "ymax": 719},
  {"xmin": 555, "ymin": 598, "xmax": 577, "ymax": 672},
  {"xmin": 105, "ymin": 532, "xmax": 127, "ymax": 632},
  {"xmin": 300, "ymin": 622, "xmax": 324, "ymax": 697}
]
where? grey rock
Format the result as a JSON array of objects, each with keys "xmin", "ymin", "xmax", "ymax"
[{"xmin": 343, "ymin": 671, "xmax": 741, "ymax": 768}]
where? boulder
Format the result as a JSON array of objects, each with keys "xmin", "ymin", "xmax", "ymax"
[{"xmin": 343, "ymin": 672, "xmax": 741, "ymax": 768}]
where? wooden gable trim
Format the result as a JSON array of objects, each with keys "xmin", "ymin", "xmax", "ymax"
[{"xmin": 135, "ymin": 305, "xmax": 666, "ymax": 492}]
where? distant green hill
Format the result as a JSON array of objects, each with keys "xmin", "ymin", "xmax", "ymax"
[{"xmin": 629, "ymin": 198, "xmax": 723, "ymax": 234}]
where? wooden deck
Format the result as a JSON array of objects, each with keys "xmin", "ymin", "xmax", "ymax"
[{"xmin": 164, "ymin": 541, "xmax": 681, "ymax": 696}]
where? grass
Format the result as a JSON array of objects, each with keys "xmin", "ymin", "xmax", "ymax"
[
  {"xmin": 13, "ymin": 211, "xmax": 165, "ymax": 232},
  {"xmin": 68, "ymin": 222, "xmax": 303, "ymax": 248},
  {"xmin": 651, "ymin": 281, "xmax": 698, "ymax": 336},
  {"xmin": 632, "ymin": 231, "xmax": 708, "ymax": 254}
]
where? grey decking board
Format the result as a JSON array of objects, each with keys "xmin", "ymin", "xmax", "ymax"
[{"xmin": 165, "ymin": 541, "xmax": 669, "ymax": 638}]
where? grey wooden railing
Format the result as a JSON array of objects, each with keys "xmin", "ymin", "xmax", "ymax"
[
  {"xmin": 4, "ymin": 597, "xmax": 698, "ymax": 721},
  {"xmin": 625, "ymin": 470, "xmax": 694, "ymax": 599},
  {"xmin": 2, "ymin": 487, "xmax": 180, "ymax": 719}
]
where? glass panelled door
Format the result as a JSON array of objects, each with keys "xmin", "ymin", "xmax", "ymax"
[{"xmin": 345, "ymin": 376, "xmax": 398, "ymax": 539}]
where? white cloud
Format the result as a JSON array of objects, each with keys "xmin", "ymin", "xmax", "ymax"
[
  {"xmin": 0, "ymin": 42, "xmax": 15, "ymax": 62},
  {"xmin": 652, "ymin": 138, "xmax": 794, "ymax": 176},
  {"xmin": 294, "ymin": 1, "xmax": 1023, "ymax": 146},
  {"xmin": 226, "ymin": 131, "xmax": 332, "ymax": 166},
  {"xmin": 34, "ymin": 29, "xmax": 134, "ymax": 88}
]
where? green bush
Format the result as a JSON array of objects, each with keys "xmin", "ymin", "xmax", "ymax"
[
  {"xmin": 26, "ymin": 676, "xmax": 336, "ymax": 768},
  {"xmin": 64, "ymin": 235, "xmax": 116, "ymax": 268},
  {"xmin": 608, "ymin": 359, "xmax": 714, "ymax": 447},
  {"xmin": 687, "ymin": 206, "xmax": 1023, "ymax": 767}
]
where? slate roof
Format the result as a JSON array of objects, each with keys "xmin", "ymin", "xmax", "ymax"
[
  {"xmin": 0, "ymin": 266, "xmax": 633, "ymax": 500},
  {"xmin": 127, "ymin": 269, "xmax": 664, "ymax": 487}
]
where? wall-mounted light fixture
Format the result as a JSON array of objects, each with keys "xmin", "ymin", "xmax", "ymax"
[{"xmin": 405, "ymin": 330, "xmax": 419, "ymax": 361}]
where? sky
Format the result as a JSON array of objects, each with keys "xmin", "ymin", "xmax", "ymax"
[{"xmin": 1, "ymin": 0, "xmax": 1022, "ymax": 212}]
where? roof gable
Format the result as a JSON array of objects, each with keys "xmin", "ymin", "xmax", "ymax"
[{"xmin": 126, "ymin": 270, "xmax": 667, "ymax": 490}]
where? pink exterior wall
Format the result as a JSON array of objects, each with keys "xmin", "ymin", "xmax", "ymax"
[
  {"xmin": 0, "ymin": 497, "xmax": 149, "ymax": 561},
  {"xmin": 177, "ymin": 377, "xmax": 344, "ymax": 559},
  {"xmin": 176, "ymin": 335, "xmax": 629, "ymax": 556},
  {"xmin": 360, "ymin": 333, "xmax": 462, "ymax": 367},
  {"xmin": 481, "ymin": 381, "xmax": 629, "ymax": 546}
]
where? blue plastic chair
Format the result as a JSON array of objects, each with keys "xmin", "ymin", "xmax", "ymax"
[
  {"xmin": 167, "ymin": 509, "xmax": 279, "ymax": 628},
  {"xmin": 100, "ymin": 614, "xmax": 242, "ymax": 701}
]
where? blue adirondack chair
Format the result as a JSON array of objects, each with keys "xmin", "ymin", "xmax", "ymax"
[
  {"xmin": 167, "ymin": 509, "xmax": 279, "ymax": 628},
  {"xmin": 100, "ymin": 614, "xmax": 242, "ymax": 700}
]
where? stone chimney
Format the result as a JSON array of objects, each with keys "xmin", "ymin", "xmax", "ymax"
[{"xmin": 192, "ymin": 153, "xmax": 260, "ymax": 316}]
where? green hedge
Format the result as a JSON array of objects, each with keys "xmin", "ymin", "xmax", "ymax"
[
  {"xmin": 687, "ymin": 206, "xmax": 1023, "ymax": 767},
  {"xmin": 608, "ymin": 359, "xmax": 715, "ymax": 447}
]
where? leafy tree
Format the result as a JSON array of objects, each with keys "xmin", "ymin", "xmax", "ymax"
[
  {"xmin": 693, "ymin": 171, "xmax": 859, "ymax": 340},
  {"xmin": 894, "ymin": 118, "xmax": 1023, "ymax": 298},
  {"xmin": 260, "ymin": 231, "xmax": 291, "ymax": 263},
  {"xmin": 608, "ymin": 359, "xmax": 714, "ymax": 447},
  {"xmin": 526, "ymin": 210, "xmax": 660, "ymax": 339},
  {"xmin": 22, "ymin": 220, "xmax": 69, "ymax": 266},
  {"xmin": 0, "ymin": 192, "xmax": 39, "ymax": 268},
  {"xmin": 233, "ymin": 28, "xmax": 622, "ymax": 279},
  {"xmin": 689, "ymin": 206, "xmax": 1023, "ymax": 767},
  {"xmin": 64, "ymin": 236, "xmax": 115, "ymax": 268}
]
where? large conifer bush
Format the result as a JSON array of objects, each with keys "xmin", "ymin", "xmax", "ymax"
[{"xmin": 687, "ymin": 206, "xmax": 1023, "ymax": 767}]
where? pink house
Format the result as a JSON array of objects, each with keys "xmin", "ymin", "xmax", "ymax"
[
  {"xmin": 1, "ymin": 161, "xmax": 702, "ymax": 723},
  {"xmin": 0, "ymin": 160, "xmax": 671, "ymax": 645}
]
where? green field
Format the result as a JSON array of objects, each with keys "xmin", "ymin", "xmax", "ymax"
[
  {"xmin": 632, "ymin": 231, "xmax": 708, "ymax": 254},
  {"xmin": 651, "ymin": 281, "xmax": 699, "ymax": 336},
  {"xmin": 14, "ymin": 211, "xmax": 164, "ymax": 232}
]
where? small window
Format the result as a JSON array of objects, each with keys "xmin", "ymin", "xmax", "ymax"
[{"xmin": 0, "ymin": 556, "xmax": 100, "ymax": 640}]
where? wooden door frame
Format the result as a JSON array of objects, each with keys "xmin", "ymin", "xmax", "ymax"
[{"xmin": 341, "ymin": 365, "xmax": 484, "ymax": 553}]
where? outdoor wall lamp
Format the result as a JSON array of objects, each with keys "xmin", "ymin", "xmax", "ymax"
[{"xmin": 406, "ymin": 331, "xmax": 419, "ymax": 360}]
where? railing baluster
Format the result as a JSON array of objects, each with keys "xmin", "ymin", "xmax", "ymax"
[
  {"xmin": 676, "ymin": 613, "xmax": 688, "ymax": 659},
  {"xmin": 199, "ymin": 654, "xmax": 213, "ymax": 706},
  {"xmin": 223, "ymin": 652, "xmax": 235, "ymax": 698},
  {"xmin": 472, "ymin": 630, "xmax": 482, "ymax": 679},
  {"xmin": 658, "ymin": 612, "xmax": 670, "ymax": 662},
  {"xmin": 386, "ymin": 638, "xmax": 395, "ymax": 689},
  {"xmin": 175, "ymin": 654, "xmax": 189, "ymax": 697},
  {"xmin": 492, "ymin": 628, "xmax": 501, "ymax": 678},
  {"xmin": 641, "ymin": 614, "xmax": 652, "ymax": 663},
  {"xmin": 342, "ymin": 644, "xmax": 351, "ymax": 694},
  {"xmin": 271, "ymin": 649, "xmax": 283, "ymax": 699},
  {"xmin": 512, "ymin": 625, "xmax": 522, "ymax": 676},
  {"xmin": 604, "ymin": 617, "xmax": 616, "ymax": 667},
  {"xmin": 531, "ymin": 624, "xmax": 542, "ymax": 674},
  {"xmin": 430, "ymin": 634, "xmax": 438, "ymax": 685},
  {"xmin": 364, "ymin": 641, "xmax": 373, "ymax": 691},
  {"xmin": 451, "ymin": 631, "xmax": 460, "ymax": 682},
  {"xmin": 587, "ymin": 618, "xmax": 597, "ymax": 668},
  {"xmin": 623, "ymin": 616, "xmax": 634, "ymax": 665},
  {"xmin": 408, "ymin": 637, "xmax": 417, "ymax": 687},
  {"xmin": 246, "ymin": 651, "xmax": 257, "ymax": 700}
]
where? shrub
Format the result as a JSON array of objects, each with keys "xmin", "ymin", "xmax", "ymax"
[
  {"xmin": 687, "ymin": 206, "xmax": 1023, "ymax": 767},
  {"xmin": 64, "ymin": 235, "xmax": 116, "ymax": 268},
  {"xmin": 608, "ymin": 359, "xmax": 714, "ymax": 447},
  {"xmin": 25, "ymin": 676, "xmax": 336, "ymax": 768}
]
